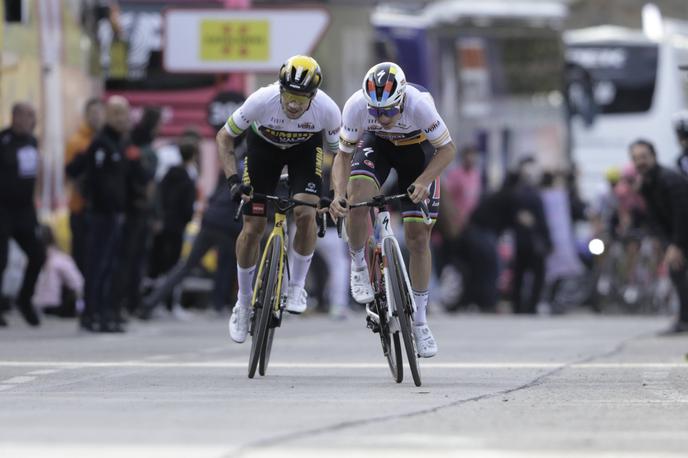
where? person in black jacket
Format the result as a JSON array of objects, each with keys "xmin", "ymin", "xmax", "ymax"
[
  {"xmin": 441, "ymin": 180, "xmax": 516, "ymax": 313},
  {"xmin": 66, "ymin": 96, "xmax": 143, "ymax": 332},
  {"xmin": 111, "ymin": 106, "xmax": 160, "ymax": 317},
  {"xmin": 140, "ymin": 171, "xmax": 242, "ymax": 319},
  {"xmin": 509, "ymin": 158, "xmax": 552, "ymax": 314},
  {"xmin": 148, "ymin": 139, "xmax": 197, "ymax": 280},
  {"xmin": 630, "ymin": 139, "xmax": 688, "ymax": 334},
  {"xmin": 0, "ymin": 102, "xmax": 46, "ymax": 327}
]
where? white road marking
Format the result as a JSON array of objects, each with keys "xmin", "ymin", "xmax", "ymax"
[
  {"xmin": 0, "ymin": 361, "xmax": 685, "ymax": 369},
  {"xmin": 26, "ymin": 369, "xmax": 58, "ymax": 375},
  {"xmin": 0, "ymin": 444, "xmax": 233, "ymax": 458},
  {"xmin": 0, "ymin": 444, "xmax": 685, "ymax": 458},
  {"xmin": 1, "ymin": 376, "xmax": 37, "ymax": 384}
]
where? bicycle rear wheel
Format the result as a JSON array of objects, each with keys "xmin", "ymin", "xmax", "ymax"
[
  {"xmin": 384, "ymin": 238, "xmax": 422, "ymax": 387},
  {"xmin": 248, "ymin": 235, "xmax": 282, "ymax": 378},
  {"xmin": 371, "ymin": 250, "xmax": 402, "ymax": 383}
]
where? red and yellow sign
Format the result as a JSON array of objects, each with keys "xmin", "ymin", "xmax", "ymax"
[{"xmin": 200, "ymin": 20, "xmax": 269, "ymax": 61}]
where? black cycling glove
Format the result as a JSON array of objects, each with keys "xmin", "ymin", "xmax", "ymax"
[{"xmin": 227, "ymin": 174, "xmax": 244, "ymax": 203}]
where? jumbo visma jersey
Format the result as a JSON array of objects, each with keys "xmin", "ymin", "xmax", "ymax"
[
  {"xmin": 339, "ymin": 84, "xmax": 452, "ymax": 154},
  {"xmin": 224, "ymin": 83, "xmax": 341, "ymax": 152}
]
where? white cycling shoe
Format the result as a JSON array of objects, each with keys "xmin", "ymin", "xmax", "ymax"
[
  {"xmin": 350, "ymin": 263, "xmax": 375, "ymax": 304},
  {"xmin": 413, "ymin": 323, "xmax": 438, "ymax": 358},
  {"xmin": 285, "ymin": 285, "xmax": 308, "ymax": 314},
  {"xmin": 228, "ymin": 303, "xmax": 250, "ymax": 343}
]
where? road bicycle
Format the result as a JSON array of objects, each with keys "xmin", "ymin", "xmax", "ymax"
[
  {"xmin": 235, "ymin": 187, "xmax": 333, "ymax": 379},
  {"xmin": 348, "ymin": 186, "xmax": 431, "ymax": 387}
]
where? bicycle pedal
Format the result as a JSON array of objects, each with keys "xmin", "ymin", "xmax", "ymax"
[
  {"xmin": 269, "ymin": 311, "xmax": 282, "ymax": 328},
  {"xmin": 366, "ymin": 316, "xmax": 381, "ymax": 334}
]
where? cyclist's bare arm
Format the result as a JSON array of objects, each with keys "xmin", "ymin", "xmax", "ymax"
[
  {"xmin": 330, "ymin": 151, "xmax": 352, "ymax": 218},
  {"xmin": 216, "ymin": 127, "xmax": 238, "ymax": 178},
  {"xmin": 409, "ymin": 141, "xmax": 457, "ymax": 203}
]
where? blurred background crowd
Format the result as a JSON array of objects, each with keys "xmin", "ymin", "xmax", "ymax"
[{"xmin": 1, "ymin": 0, "xmax": 687, "ymax": 332}]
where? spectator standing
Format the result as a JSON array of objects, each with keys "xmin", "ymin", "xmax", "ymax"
[
  {"xmin": 148, "ymin": 139, "xmax": 197, "ymax": 281},
  {"xmin": 113, "ymin": 106, "xmax": 160, "ymax": 316},
  {"xmin": 435, "ymin": 145, "xmax": 483, "ymax": 311},
  {"xmin": 629, "ymin": 139, "xmax": 688, "ymax": 334},
  {"xmin": 64, "ymin": 98, "xmax": 105, "ymax": 273},
  {"xmin": 447, "ymin": 183, "xmax": 516, "ymax": 313},
  {"xmin": 443, "ymin": 145, "xmax": 483, "ymax": 231},
  {"xmin": 541, "ymin": 171, "xmax": 584, "ymax": 313},
  {"xmin": 510, "ymin": 159, "xmax": 551, "ymax": 314},
  {"xmin": 0, "ymin": 102, "xmax": 47, "ymax": 327},
  {"xmin": 66, "ymin": 96, "xmax": 142, "ymax": 332}
]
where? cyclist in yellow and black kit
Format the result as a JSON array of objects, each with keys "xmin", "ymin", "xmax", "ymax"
[{"xmin": 216, "ymin": 55, "xmax": 341, "ymax": 343}]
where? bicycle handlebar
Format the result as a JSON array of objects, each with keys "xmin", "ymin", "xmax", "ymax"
[
  {"xmin": 348, "ymin": 185, "xmax": 432, "ymax": 225},
  {"xmin": 233, "ymin": 190, "xmax": 337, "ymax": 238}
]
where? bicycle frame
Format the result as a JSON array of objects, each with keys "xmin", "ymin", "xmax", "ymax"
[
  {"xmin": 251, "ymin": 211, "xmax": 288, "ymax": 320},
  {"xmin": 366, "ymin": 209, "xmax": 417, "ymax": 332}
]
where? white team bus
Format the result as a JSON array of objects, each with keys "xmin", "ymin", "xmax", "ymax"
[{"xmin": 565, "ymin": 12, "xmax": 688, "ymax": 200}]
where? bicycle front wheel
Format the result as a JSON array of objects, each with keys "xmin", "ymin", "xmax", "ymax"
[
  {"xmin": 371, "ymin": 249, "xmax": 402, "ymax": 383},
  {"xmin": 384, "ymin": 238, "xmax": 422, "ymax": 387},
  {"xmin": 249, "ymin": 235, "xmax": 282, "ymax": 378}
]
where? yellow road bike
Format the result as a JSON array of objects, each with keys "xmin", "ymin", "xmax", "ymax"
[{"xmin": 235, "ymin": 191, "xmax": 333, "ymax": 378}]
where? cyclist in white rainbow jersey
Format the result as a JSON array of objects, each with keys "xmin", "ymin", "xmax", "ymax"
[
  {"xmin": 216, "ymin": 55, "xmax": 341, "ymax": 344},
  {"xmin": 329, "ymin": 62, "xmax": 457, "ymax": 358}
]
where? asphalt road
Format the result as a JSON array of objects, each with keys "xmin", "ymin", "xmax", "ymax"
[{"xmin": 1, "ymin": 310, "xmax": 687, "ymax": 457}]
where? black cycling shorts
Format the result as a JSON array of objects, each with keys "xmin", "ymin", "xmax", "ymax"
[
  {"xmin": 242, "ymin": 128, "xmax": 323, "ymax": 217},
  {"xmin": 350, "ymin": 132, "xmax": 440, "ymax": 222}
]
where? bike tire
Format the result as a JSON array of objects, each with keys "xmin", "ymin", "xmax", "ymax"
[
  {"xmin": 260, "ymin": 327, "xmax": 275, "ymax": 376},
  {"xmin": 248, "ymin": 236, "xmax": 281, "ymax": 378},
  {"xmin": 384, "ymin": 238, "xmax": 422, "ymax": 387},
  {"xmin": 371, "ymin": 250, "xmax": 402, "ymax": 383}
]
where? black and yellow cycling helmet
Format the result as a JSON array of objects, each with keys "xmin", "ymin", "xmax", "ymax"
[{"xmin": 279, "ymin": 55, "xmax": 322, "ymax": 97}]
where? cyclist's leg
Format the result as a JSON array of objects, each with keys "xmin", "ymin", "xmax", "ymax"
[
  {"xmin": 403, "ymin": 222, "xmax": 433, "ymax": 315},
  {"xmin": 236, "ymin": 130, "xmax": 285, "ymax": 307},
  {"xmin": 347, "ymin": 133, "xmax": 391, "ymax": 252},
  {"xmin": 287, "ymin": 134, "xmax": 323, "ymax": 288},
  {"xmin": 347, "ymin": 135, "xmax": 391, "ymax": 303},
  {"xmin": 394, "ymin": 141, "xmax": 440, "ymax": 322},
  {"xmin": 287, "ymin": 134, "xmax": 323, "ymax": 257},
  {"xmin": 284, "ymin": 136, "xmax": 323, "ymax": 312}
]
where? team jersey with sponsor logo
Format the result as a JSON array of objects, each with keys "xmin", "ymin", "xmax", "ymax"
[
  {"xmin": 339, "ymin": 84, "xmax": 452, "ymax": 154},
  {"xmin": 224, "ymin": 83, "xmax": 341, "ymax": 152}
]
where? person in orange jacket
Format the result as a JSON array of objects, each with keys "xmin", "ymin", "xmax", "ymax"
[{"xmin": 64, "ymin": 98, "xmax": 104, "ymax": 273}]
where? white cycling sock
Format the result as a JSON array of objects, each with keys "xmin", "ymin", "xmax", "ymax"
[
  {"xmin": 289, "ymin": 251, "xmax": 313, "ymax": 289},
  {"xmin": 413, "ymin": 289, "xmax": 429, "ymax": 325},
  {"xmin": 237, "ymin": 264, "xmax": 256, "ymax": 308},
  {"xmin": 350, "ymin": 247, "xmax": 367, "ymax": 270}
]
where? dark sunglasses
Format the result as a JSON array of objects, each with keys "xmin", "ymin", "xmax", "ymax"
[{"xmin": 368, "ymin": 105, "xmax": 401, "ymax": 118}]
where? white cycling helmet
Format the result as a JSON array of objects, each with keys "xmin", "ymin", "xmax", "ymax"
[{"xmin": 362, "ymin": 62, "xmax": 406, "ymax": 108}]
